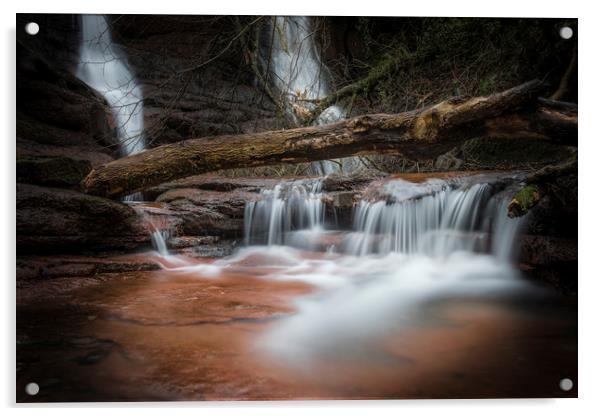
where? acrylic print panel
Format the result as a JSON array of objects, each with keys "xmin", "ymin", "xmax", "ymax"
[{"xmin": 16, "ymin": 13, "xmax": 577, "ymax": 402}]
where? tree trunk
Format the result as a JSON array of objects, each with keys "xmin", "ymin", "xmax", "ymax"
[{"xmin": 82, "ymin": 80, "xmax": 577, "ymax": 199}]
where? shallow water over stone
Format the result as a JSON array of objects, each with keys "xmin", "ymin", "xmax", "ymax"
[
  {"xmin": 17, "ymin": 247, "xmax": 576, "ymax": 402},
  {"xmin": 16, "ymin": 172, "xmax": 576, "ymax": 401}
]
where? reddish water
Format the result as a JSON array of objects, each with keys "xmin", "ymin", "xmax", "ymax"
[{"xmin": 17, "ymin": 251, "xmax": 577, "ymax": 402}]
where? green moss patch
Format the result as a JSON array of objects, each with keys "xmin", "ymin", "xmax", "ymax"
[{"xmin": 508, "ymin": 184, "xmax": 541, "ymax": 218}]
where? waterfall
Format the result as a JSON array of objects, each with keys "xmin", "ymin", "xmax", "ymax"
[
  {"xmin": 268, "ymin": 17, "xmax": 339, "ymax": 121},
  {"xmin": 266, "ymin": 16, "xmax": 356, "ymax": 174},
  {"xmin": 244, "ymin": 179, "xmax": 325, "ymax": 247},
  {"xmin": 150, "ymin": 228, "xmax": 170, "ymax": 257},
  {"xmin": 490, "ymin": 197, "xmax": 526, "ymax": 262},
  {"xmin": 129, "ymin": 203, "xmax": 172, "ymax": 258},
  {"xmin": 343, "ymin": 180, "xmax": 524, "ymax": 260},
  {"xmin": 243, "ymin": 177, "xmax": 525, "ymax": 262},
  {"xmin": 252, "ymin": 179, "xmax": 529, "ymax": 363},
  {"xmin": 76, "ymin": 15, "xmax": 146, "ymax": 202},
  {"xmin": 76, "ymin": 15, "xmax": 145, "ymax": 157},
  {"xmin": 185, "ymin": 175, "xmax": 531, "ymax": 362}
]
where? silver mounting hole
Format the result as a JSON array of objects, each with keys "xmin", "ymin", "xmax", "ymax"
[
  {"xmin": 559, "ymin": 26, "xmax": 573, "ymax": 40},
  {"xmin": 25, "ymin": 382, "xmax": 40, "ymax": 396},
  {"xmin": 25, "ymin": 22, "xmax": 40, "ymax": 36},
  {"xmin": 559, "ymin": 377, "xmax": 574, "ymax": 391}
]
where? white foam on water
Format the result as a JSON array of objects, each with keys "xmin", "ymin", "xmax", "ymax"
[
  {"xmin": 258, "ymin": 249, "xmax": 529, "ymax": 365},
  {"xmin": 138, "ymin": 148, "xmax": 528, "ymax": 366},
  {"xmin": 237, "ymin": 177, "xmax": 530, "ymax": 363}
]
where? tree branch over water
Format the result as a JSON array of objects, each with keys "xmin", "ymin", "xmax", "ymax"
[{"xmin": 81, "ymin": 80, "xmax": 577, "ymax": 199}]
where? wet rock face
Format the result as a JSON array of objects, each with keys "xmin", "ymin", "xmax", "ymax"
[
  {"xmin": 526, "ymin": 173, "xmax": 578, "ymax": 239},
  {"xmin": 518, "ymin": 172, "xmax": 578, "ymax": 294},
  {"xmin": 146, "ymin": 175, "xmax": 283, "ymax": 199},
  {"xmin": 520, "ymin": 235, "xmax": 577, "ymax": 267},
  {"xmin": 16, "ymin": 254, "xmax": 160, "ymax": 283},
  {"xmin": 17, "ymin": 184, "xmax": 149, "ymax": 253},
  {"xmin": 144, "ymin": 175, "xmax": 377, "ymax": 240},
  {"xmin": 519, "ymin": 235, "xmax": 578, "ymax": 295},
  {"xmin": 154, "ymin": 188, "xmax": 257, "ymax": 238},
  {"xmin": 165, "ymin": 235, "xmax": 237, "ymax": 257},
  {"xmin": 17, "ymin": 156, "xmax": 92, "ymax": 188},
  {"xmin": 108, "ymin": 15, "xmax": 282, "ymax": 146},
  {"xmin": 321, "ymin": 191, "xmax": 358, "ymax": 229},
  {"xmin": 321, "ymin": 171, "xmax": 385, "ymax": 192},
  {"xmin": 17, "ymin": 22, "xmax": 117, "ymax": 164}
]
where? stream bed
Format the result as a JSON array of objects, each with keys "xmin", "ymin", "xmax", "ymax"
[
  {"xmin": 17, "ymin": 247, "xmax": 577, "ymax": 401},
  {"xmin": 17, "ymin": 173, "xmax": 577, "ymax": 401}
]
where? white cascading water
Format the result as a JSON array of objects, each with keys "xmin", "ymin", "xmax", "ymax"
[
  {"xmin": 76, "ymin": 15, "xmax": 146, "ymax": 157},
  {"xmin": 74, "ymin": 15, "xmax": 177, "ymax": 252},
  {"xmin": 161, "ymin": 175, "xmax": 532, "ymax": 364},
  {"xmin": 129, "ymin": 203, "xmax": 172, "ymax": 258},
  {"xmin": 343, "ymin": 181, "xmax": 515, "ymax": 259},
  {"xmin": 150, "ymin": 228, "xmax": 170, "ymax": 257},
  {"xmin": 244, "ymin": 178, "xmax": 325, "ymax": 248},
  {"xmin": 229, "ymin": 176, "xmax": 531, "ymax": 364},
  {"xmin": 267, "ymin": 16, "xmax": 358, "ymax": 174},
  {"xmin": 243, "ymin": 177, "xmax": 525, "ymax": 261},
  {"xmin": 75, "ymin": 15, "xmax": 146, "ymax": 202}
]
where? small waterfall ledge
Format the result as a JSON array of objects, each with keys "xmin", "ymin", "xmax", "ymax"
[
  {"xmin": 243, "ymin": 174, "xmax": 526, "ymax": 262},
  {"xmin": 244, "ymin": 178, "xmax": 325, "ymax": 247}
]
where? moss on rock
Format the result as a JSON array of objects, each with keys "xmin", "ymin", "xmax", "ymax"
[{"xmin": 508, "ymin": 184, "xmax": 541, "ymax": 218}]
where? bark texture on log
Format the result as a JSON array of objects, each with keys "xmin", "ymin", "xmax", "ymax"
[{"xmin": 82, "ymin": 80, "xmax": 577, "ymax": 199}]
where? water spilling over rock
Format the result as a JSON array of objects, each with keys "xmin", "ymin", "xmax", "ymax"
[
  {"xmin": 265, "ymin": 16, "xmax": 358, "ymax": 174},
  {"xmin": 76, "ymin": 15, "xmax": 146, "ymax": 157},
  {"xmin": 139, "ymin": 173, "xmax": 531, "ymax": 363},
  {"xmin": 243, "ymin": 175, "xmax": 525, "ymax": 260},
  {"xmin": 344, "ymin": 180, "xmax": 525, "ymax": 260},
  {"xmin": 75, "ymin": 15, "xmax": 146, "ymax": 201},
  {"xmin": 129, "ymin": 203, "xmax": 172, "ymax": 257},
  {"xmin": 150, "ymin": 228, "xmax": 170, "ymax": 257},
  {"xmin": 244, "ymin": 178, "xmax": 325, "ymax": 248},
  {"xmin": 236, "ymin": 177, "xmax": 530, "ymax": 363}
]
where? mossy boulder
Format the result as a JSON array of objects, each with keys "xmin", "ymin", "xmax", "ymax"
[
  {"xmin": 508, "ymin": 184, "xmax": 541, "ymax": 218},
  {"xmin": 17, "ymin": 156, "xmax": 92, "ymax": 188}
]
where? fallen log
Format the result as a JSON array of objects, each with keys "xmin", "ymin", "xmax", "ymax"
[{"xmin": 82, "ymin": 80, "xmax": 577, "ymax": 199}]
